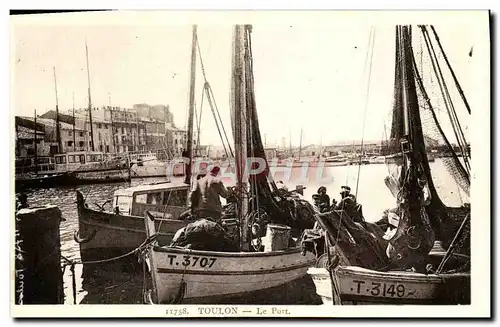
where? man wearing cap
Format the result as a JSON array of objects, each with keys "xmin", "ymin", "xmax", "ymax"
[
  {"xmin": 313, "ymin": 186, "xmax": 331, "ymax": 213},
  {"xmin": 335, "ymin": 185, "xmax": 364, "ymax": 223},
  {"xmin": 189, "ymin": 166, "xmax": 229, "ymax": 222}
]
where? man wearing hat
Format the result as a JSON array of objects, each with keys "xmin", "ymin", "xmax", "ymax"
[
  {"xmin": 189, "ymin": 166, "xmax": 229, "ymax": 223},
  {"xmin": 335, "ymin": 185, "xmax": 365, "ymax": 224},
  {"xmin": 313, "ymin": 186, "xmax": 331, "ymax": 213}
]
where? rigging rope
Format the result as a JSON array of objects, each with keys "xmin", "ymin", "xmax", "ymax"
[
  {"xmin": 421, "ymin": 27, "xmax": 471, "ymax": 174},
  {"xmin": 429, "ymin": 26, "xmax": 471, "ymax": 115},
  {"xmin": 196, "ymin": 38, "xmax": 234, "ymax": 160},
  {"xmin": 355, "ymin": 27, "xmax": 376, "ymax": 199}
]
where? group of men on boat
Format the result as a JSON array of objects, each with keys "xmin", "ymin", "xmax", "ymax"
[{"xmin": 312, "ymin": 185, "xmax": 365, "ymax": 225}]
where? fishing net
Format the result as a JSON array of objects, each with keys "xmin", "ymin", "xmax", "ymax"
[{"xmin": 384, "ymin": 25, "xmax": 470, "ymax": 255}]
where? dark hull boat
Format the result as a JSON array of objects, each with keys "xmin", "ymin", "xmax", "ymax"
[{"xmin": 15, "ymin": 173, "xmax": 69, "ymax": 192}]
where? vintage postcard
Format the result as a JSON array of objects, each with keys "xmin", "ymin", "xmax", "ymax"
[{"xmin": 10, "ymin": 9, "xmax": 490, "ymax": 318}]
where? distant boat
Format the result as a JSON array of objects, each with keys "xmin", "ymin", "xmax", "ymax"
[{"xmin": 52, "ymin": 151, "xmax": 131, "ymax": 184}]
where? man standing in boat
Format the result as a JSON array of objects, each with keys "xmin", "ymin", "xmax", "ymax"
[{"xmin": 189, "ymin": 166, "xmax": 229, "ymax": 223}]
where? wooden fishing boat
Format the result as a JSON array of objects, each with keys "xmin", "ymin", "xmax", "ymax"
[
  {"xmin": 305, "ymin": 25, "xmax": 471, "ymax": 305},
  {"xmin": 308, "ymin": 248, "xmax": 470, "ymax": 305},
  {"xmin": 75, "ymin": 182, "xmax": 190, "ymax": 263},
  {"xmin": 15, "ymin": 172, "xmax": 69, "ymax": 192},
  {"xmin": 143, "ymin": 25, "xmax": 319, "ymax": 304},
  {"xmin": 145, "ymin": 213, "xmax": 316, "ymax": 304}
]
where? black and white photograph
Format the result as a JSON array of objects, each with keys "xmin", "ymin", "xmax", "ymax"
[{"xmin": 9, "ymin": 9, "xmax": 490, "ymax": 318}]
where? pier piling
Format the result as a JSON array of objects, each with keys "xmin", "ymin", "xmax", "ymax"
[{"xmin": 15, "ymin": 205, "xmax": 64, "ymax": 304}]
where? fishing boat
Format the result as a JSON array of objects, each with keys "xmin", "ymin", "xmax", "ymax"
[
  {"xmin": 143, "ymin": 25, "xmax": 318, "ymax": 305},
  {"xmin": 128, "ymin": 151, "xmax": 187, "ymax": 178},
  {"xmin": 14, "ymin": 111, "xmax": 71, "ymax": 192},
  {"xmin": 306, "ymin": 25, "xmax": 471, "ymax": 305},
  {"xmin": 75, "ymin": 182, "xmax": 191, "ymax": 263}
]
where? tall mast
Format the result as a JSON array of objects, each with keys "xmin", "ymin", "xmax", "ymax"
[
  {"xmin": 231, "ymin": 25, "xmax": 249, "ymax": 251},
  {"xmin": 85, "ymin": 41, "xmax": 95, "ymax": 151},
  {"xmin": 319, "ymin": 128, "xmax": 323, "ymax": 158},
  {"xmin": 53, "ymin": 67, "xmax": 62, "ymax": 153},
  {"xmin": 72, "ymin": 93, "xmax": 76, "ymax": 151},
  {"xmin": 184, "ymin": 25, "xmax": 197, "ymax": 185},
  {"xmin": 298, "ymin": 128, "xmax": 303, "ymax": 161},
  {"xmin": 34, "ymin": 109, "xmax": 38, "ymax": 170},
  {"xmin": 108, "ymin": 93, "xmax": 116, "ymax": 153}
]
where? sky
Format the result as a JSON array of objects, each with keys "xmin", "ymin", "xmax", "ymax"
[{"xmin": 11, "ymin": 11, "xmax": 489, "ymax": 148}]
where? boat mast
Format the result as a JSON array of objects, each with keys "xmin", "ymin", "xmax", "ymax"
[
  {"xmin": 85, "ymin": 41, "xmax": 95, "ymax": 151},
  {"xmin": 53, "ymin": 67, "xmax": 62, "ymax": 153},
  {"xmin": 108, "ymin": 94, "xmax": 116, "ymax": 153},
  {"xmin": 72, "ymin": 93, "xmax": 76, "ymax": 151},
  {"xmin": 184, "ymin": 25, "xmax": 197, "ymax": 185},
  {"xmin": 231, "ymin": 25, "xmax": 249, "ymax": 251},
  {"xmin": 34, "ymin": 109, "xmax": 38, "ymax": 170},
  {"xmin": 298, "ymin": 128, "xmax": 303, "ymax": 161}
]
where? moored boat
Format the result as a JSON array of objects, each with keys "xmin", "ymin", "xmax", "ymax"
[
  {"xmin": 307, "ymin": 247, "xmax": 470, "ymax": 305},
  {"xmin": 75, "ymin": 181, "xmax": 190, "ymax": 263},
  {"xmin": 145, "ymin": 213, "xmax": 316, "ymax": 304},
  {"xmin": 304, "ymin": 25, "xmax": 471, "ymax": 306},
  {"xmin": 143, "ymin": 25, "xmax": 320, "ymax": 305}
]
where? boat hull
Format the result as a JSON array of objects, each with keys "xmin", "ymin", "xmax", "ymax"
[
  {"xmin": 307, "ymin": 263, "xmax": 470, "ymax": 305},
  {"xmin": 148, "ymin": 246, "xmax": 318, "ymax": 304},
  {"xmin": 69, "ymin": 168, "xmax": 131, "ymax": 184},
  {"xmin": 15, "ymin": 173, "xmax": 69, "ymax": 192},
  {"xmin": 75, "ymin": 192, "xmax": 187, "ymax": 265},
  {"xmin": 130, "ymin": 163, "xmax": 167, "ymax": 178}
]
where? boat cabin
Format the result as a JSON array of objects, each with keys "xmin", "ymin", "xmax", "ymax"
[
  {"xmin": 112, "ymin": 181, "xmax": 190, "ymax": 219},
  {"xmin": 52, "ymin": 151, "xmax": 119, "ymax": 173}
]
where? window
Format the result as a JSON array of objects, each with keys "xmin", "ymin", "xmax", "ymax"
[
  {"xmin": 79, "ymin": 155, "xmax": 85, "ymax": 163},
  {"xmin": 68, "ymin": 131, "xmax": 73, "ymax": 136},
  {"xmin": 68, "ymin": 155, "xmax": 74, "ymax": 163},
  {"xmin": 146, "ymin": 192, "xmax": 162, "ymax": 205},
  {"xmin": 80, "ymin": 132, "xmax": 84, "ymax": 137},
  {"xmin": 67, "ymin": 141, "xmax": 73, "ymax": 147},
  {"xmin": 99, "ymin": 145, "xmax": 103, "ymax": 152},
  {"xmin": 74, "ymin": 155, "xmax": 80, "ymax": 163},
  {"xmin": 89, "ymin": 141, "xmax": 92, "ymax": 147},
  {"xmin": 115, "ymin": 196, "xmax": 132, "ymax": 214},
  {"xmin": 98, "ymin": 124, "xmax": 102, "ymax": 129},
  {"xmin": 79, "ymin": 141, "xmax": 84, "ymax": 147},
  {"xmin": 106, "ymin": 145, "xmax": 110, "ymax": 152},
  {"xmin": 121, "ymin": 127, "xmax": 124, "ymax": 134},
  {"xmin": 55, "ymin": 156, "xmax": 66, "ymax": 164},
  {"xmin": 135, "ymin": 194, "xmax": 147, "ymax": 204},
  {"xmin": 163, "ymin": 191, "xmax": 187, "ymax": 206}
]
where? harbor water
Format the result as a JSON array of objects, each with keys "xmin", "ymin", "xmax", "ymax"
[{"xmin": 20, "ymin": 159, "xmax": 467, "ymax": 305}]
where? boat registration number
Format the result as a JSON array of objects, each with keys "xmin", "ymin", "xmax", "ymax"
[
  {"xmin": 167, "ymin": 255, "xmax": 217, "ymax": 268},
  {"xmin": 350, "ymin": 280, "xmax": 415, "ymax": 298}
]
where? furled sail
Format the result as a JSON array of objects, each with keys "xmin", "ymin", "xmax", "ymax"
[
  {"xmin": 385, "ymin": 25, "xmax": 470, "ymax": 257},
  {"xmin": 229, "ymin": 25, "xmax": 316, "ymax": 238}
]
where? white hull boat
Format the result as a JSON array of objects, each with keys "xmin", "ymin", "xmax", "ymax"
[
  {"xmin": 146, "ymin": 242, "xmax": 317, "ymax": 304},
  {"xmin": 307, "ymin": 250, "xmax": 470, "ymax": 305}
]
